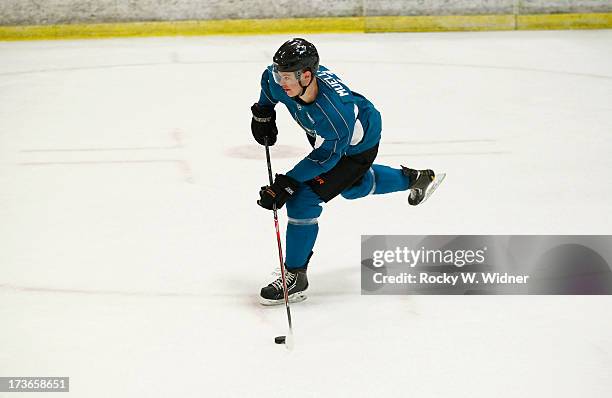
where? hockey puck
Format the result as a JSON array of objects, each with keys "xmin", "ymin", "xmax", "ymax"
[{"xmin": 274, "ymin": 336, "xmax": 286, "ymax": 344}]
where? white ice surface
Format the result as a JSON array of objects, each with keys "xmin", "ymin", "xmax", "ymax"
[{"xmin": 0, "ymin": 31, "xmax": 611, "ymax": 397}]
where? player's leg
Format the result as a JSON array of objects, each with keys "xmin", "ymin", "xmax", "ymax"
[
  {"xmin": 260, "ymin": 183, "xmax": 321, "ymax": 305},
  {"xmin": 285, "ymin": 184, "xmax": 321, "ymax": 270},
  {"xmin": 341, "ymin": 164, "xmax": 409, "ymax": 199},
  {"xmin": 341, "ymin": 164, "xmax": 443, "ymax": 205}
]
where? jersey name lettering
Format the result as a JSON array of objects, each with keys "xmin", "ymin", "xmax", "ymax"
[{"xmin": 318, "ymin": 71, "xmax": 349, "ymax": 97}]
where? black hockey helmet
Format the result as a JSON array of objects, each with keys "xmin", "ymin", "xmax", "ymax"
[{"xmin": 273, "ymin": 38, "xmax": 319, "ymax": 74}]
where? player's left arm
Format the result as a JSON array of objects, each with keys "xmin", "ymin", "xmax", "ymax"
[{"xmin": 252, "ymin": 68, "xmax": 279, "ymax": 146}]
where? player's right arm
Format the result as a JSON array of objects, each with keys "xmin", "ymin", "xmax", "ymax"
[{"xmin": 251, "ymin": 69, "xmax": 279, "ymax": 146}]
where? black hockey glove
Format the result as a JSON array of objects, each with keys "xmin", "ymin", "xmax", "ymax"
[
  {"xmin": 257, "ymin": 174, "xmax": 299, "ymax": 210},
  {"xmin": 251, "ymin": 103, "xmax": 278, "ymax": 146}
]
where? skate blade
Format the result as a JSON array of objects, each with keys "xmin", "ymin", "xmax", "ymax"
[
  {"xmin": 259, "ymin": 292, "xmax": 308, "ymax": 306},
  {"xmin": 409, "ymin": 172, "xmax": 446, "ymax": 206}
]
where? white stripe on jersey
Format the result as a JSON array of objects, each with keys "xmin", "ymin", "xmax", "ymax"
[{"xmin": 351, "ymin": 104, "xmax": 364, "ymax": 146}]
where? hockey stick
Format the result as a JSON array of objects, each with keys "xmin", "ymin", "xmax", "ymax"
[{"xmin": 264, "ymin": 138, "xmax": 294, "ymax": 350}]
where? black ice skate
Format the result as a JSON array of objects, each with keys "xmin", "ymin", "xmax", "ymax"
[
  {"xmin": 402, "ymin": 166, "xmax": 446, "ymax": 206},
  {"xmin": 260, "ymin": 267, "xmax": 308, "ymax": 306}
]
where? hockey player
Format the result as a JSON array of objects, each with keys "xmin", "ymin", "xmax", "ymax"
[{"xmin": 252, "ymin": 38, "xmax": 443, "ymax": 305}]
